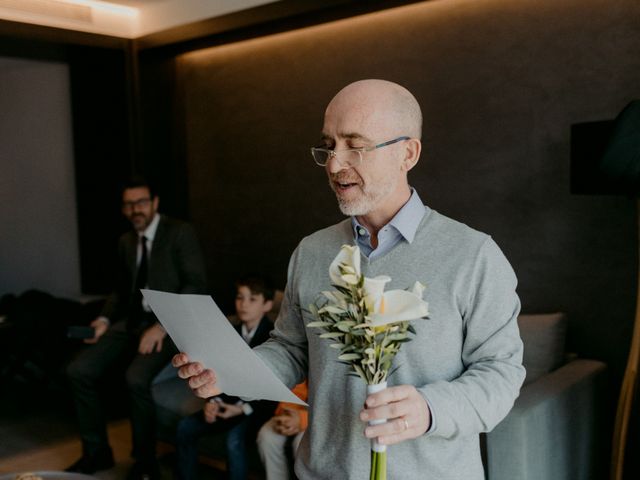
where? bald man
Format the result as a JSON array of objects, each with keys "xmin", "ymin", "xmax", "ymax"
[{"xmin": 174, "ymin": 80, "xmax": 525, "ymax": 479}]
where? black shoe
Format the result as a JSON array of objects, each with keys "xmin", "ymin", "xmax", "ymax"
[
  {"xmin": 126, "ymin": 460, "xmax": 160, "ymax": 480},
  {"xmin": 65, "ymin": 448, "xmax": 115, "ymax": 474}
]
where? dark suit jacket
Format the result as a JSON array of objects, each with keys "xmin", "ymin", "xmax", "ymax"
[
  {"xmin": 235, "ymin": 315, "xmax": 273, "ymax": 349},
  {"xmin": 101, "ymin": 214, "xmax": 207, "ymax": 322}
]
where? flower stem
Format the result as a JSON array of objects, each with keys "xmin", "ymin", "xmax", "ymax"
[
  {"xmin": 378, "ymin": 451, "xmax": 387, "ymax": 480},
  {"xmin": 370, "ymin": 450, "xmax": 387, "ymax": 480},
  {"xmin": 370, "ymin": 450, "xmax": 377, "ymax": 480}
]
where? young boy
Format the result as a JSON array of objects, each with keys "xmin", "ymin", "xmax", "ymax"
[
  {"xmin": 175, "ymin": 276, "xmax": 276, "ymax": 480},
  {"xmin": 257, "ymin": 381, "xmax": 308, "ymax": 480}
]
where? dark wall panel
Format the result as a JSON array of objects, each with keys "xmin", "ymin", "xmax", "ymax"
[
  {"xmin": 69, "ymin": 46, "xmax": 134, "ymax": 293},
  {"xmin": 138, "ymin": 51, "xmax": 191, "ymax": 220},
  {"xmin": 0, "ymin": 23, "xmax": 137, "ymax": 296},
  {"xmin": 177, "ymin": 0, "xmax": 640, "ymax": 391}
]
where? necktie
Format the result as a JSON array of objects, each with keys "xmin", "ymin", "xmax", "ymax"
[
  {"xmin": 135, "ymin": 235, "xmax": 148, "ymax": 295},
  {"xmin": 130, "ymin": 236, "xmax": 148, "ymax": 327}
]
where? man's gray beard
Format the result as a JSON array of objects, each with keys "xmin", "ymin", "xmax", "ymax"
[
  {"xmin": 332, "ymin": 178, "xmax": 396, "ymax": 217},
  {"xmin": 336, "ymin": 195, "xmax": 371, "ymax": 216}
]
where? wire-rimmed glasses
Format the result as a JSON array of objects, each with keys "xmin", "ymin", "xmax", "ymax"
[{"xmin": 310, "ymin": 136, "xmax": 411, "ymax": 167}]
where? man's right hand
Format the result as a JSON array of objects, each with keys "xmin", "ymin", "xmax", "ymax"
[
  {"xmin": 84, "ymin": 318, "xmax": 109, "ymax": 344},
  {"xmin": 172, "ymin": 353, "xmax": 221, "ymax": 398}
]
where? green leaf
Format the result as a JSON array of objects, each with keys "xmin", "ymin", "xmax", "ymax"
[
  {"xmin": 387, "ymin": 333, "xmax": 407, "ymax": 341},
  {"xmin": 334, "ymin": 285, "xmax": 353, "ymax": 296},
  {"xmin": 336, "ymin": 321, "xmax": 356, "ymax": 332},
  {"xmin": 380, "ymin": 353, "xmax": 396, "ymax": 365},
  {"xmin": 320, "ymin": 332, "xmax": 345, "ymax": 339},
  {"xmin": 338, "ymin": 353, "xmax": 362, "ymax": 361},
  {"xmin": 321, "ymin": 305, "xmax": 347, "ymax": 315},
  {"xmin": 306, "ymin": 321, "xmax": 333, "ymax": 328},
  {"xmin": 352, "ymin": 323, "xmax": 370, "ymax": 330}
]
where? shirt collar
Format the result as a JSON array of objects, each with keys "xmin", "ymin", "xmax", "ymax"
[
  {"xmin": 241, "ymin": 323, "xmax": 258, "ymax": 343},
  {"xmin": 351, "ymin": 188, "xmax": 425, "ymax": 244},
  {"xmin": 140, "ymin": 213, "xmax": 160, "ymax": 242},
  {"xmin": 387, "ymin": 188, "xmax": 425, "ymax": 243}
]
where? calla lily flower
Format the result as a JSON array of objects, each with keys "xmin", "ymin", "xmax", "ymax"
[
  {"xmin": 364, "ymin": 275, "xmax": 391, "ymax": 313},
  {"xmin": 329, "ymin": 245, "xmax": 361, "ymax": 287},
  {"xmin": 411, "ymin": 281, "xmax": 426, "ymax": 298},
  {"xmin": 369, "ymin": 290, "xmax": 429, "ymax": 327}
]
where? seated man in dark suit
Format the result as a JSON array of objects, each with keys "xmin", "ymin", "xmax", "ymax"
[
  {"xmin": 66, "ymin": 177, "xmax": 207, "ymax": 479},
  {"xmin": 175, "ymin": 275, "xmax": 277, "ymax": 480}
]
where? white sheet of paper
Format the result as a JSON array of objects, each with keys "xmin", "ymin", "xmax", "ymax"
[{"xmin": 142, "ymin": 289, "xmax": 306, "ymax": 406}]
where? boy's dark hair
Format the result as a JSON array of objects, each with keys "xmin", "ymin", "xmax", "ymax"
[
  {"xmin": 235, "ymin": 275, "xmax": 274, "ymax": 301},
  {"xmin": 121, "ymin": 175, "xmax": 157, "ymax": 198}
]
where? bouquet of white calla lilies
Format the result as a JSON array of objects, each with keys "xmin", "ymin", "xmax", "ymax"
[{"xmin": 308, "ymin": 244, "xmax": 429, "ymax": 480}]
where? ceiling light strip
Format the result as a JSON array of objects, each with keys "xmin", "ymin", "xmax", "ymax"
[{"xmin": 0, "ymin": 0, "xmax": 91, "ymax": 22}]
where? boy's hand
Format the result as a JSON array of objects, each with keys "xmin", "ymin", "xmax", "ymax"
[
  {"xmin": 172, "ymin": 353, "xmax": 221, "ymax": 398},
  {"xmin": 215, "ymin": 401, "xmax": 243, "ymax": 419},
  {"xmin": 274, "ymin": 408, "xmax": 301, "ymax": 436}
]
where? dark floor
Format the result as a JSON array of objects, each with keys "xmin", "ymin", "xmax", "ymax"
[
  {"xmin": 0, "ymin": 370, "xmax": 257, "ymax": 479},
  {"xmin": 0, "ymin": 370, "xmax": 78, "ymax": 458}
]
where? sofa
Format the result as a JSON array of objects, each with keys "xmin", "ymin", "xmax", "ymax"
[
  {"xmin": 152, "ymin": 312, "xmax": 608, "ymax": 479},
  {"xmin": 485, "ymin": 312, "xmax": 608, "ymax": 480}
]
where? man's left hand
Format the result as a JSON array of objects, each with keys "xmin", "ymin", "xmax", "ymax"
[
  {"xmin": 138, "ymin": 323, "xmax": 166, "ymax": 354},
  {"xmin": 359, "ymin": 384, "xmax": 431, "ymax": 446}
]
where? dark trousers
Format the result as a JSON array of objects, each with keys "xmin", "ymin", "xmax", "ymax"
[
  {"xmin": 175, "ymin": 412, "xmax": 249, "ymax": 480},
  {"xmin": 66, "ymin": 319, "xmax": 177, "ymax": 464}
]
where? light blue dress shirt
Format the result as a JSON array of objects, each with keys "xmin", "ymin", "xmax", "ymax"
[{"xmin": 351, "ymin": 188, "xmax": 425, "ymax": 260}]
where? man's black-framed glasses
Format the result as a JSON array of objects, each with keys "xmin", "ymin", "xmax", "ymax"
[
  {"xmin": 122, "ymin": 198, "xmax": 152, "ymax": 210},
  {"xmin": 310, "ymin": 136, "xmax": 411, "ymax": 167}
]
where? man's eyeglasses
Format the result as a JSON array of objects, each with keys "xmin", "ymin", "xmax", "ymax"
[
  {"xmin": 122, "ymin": 198, "xmax": 152, "ymax": 210},
  {"xmin": 310, "ymin": 136, "xmax": 410, "ymax": 167}
]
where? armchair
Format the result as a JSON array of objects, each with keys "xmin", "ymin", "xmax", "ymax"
[{"xmin": 485, "ymin": 313, "xmax": 608, "ymax": 480}]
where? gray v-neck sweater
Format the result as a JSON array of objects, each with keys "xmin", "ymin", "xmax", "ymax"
[{"xmin": 256, "ymin": 206, "xmax": 524, "ymax": 479}]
